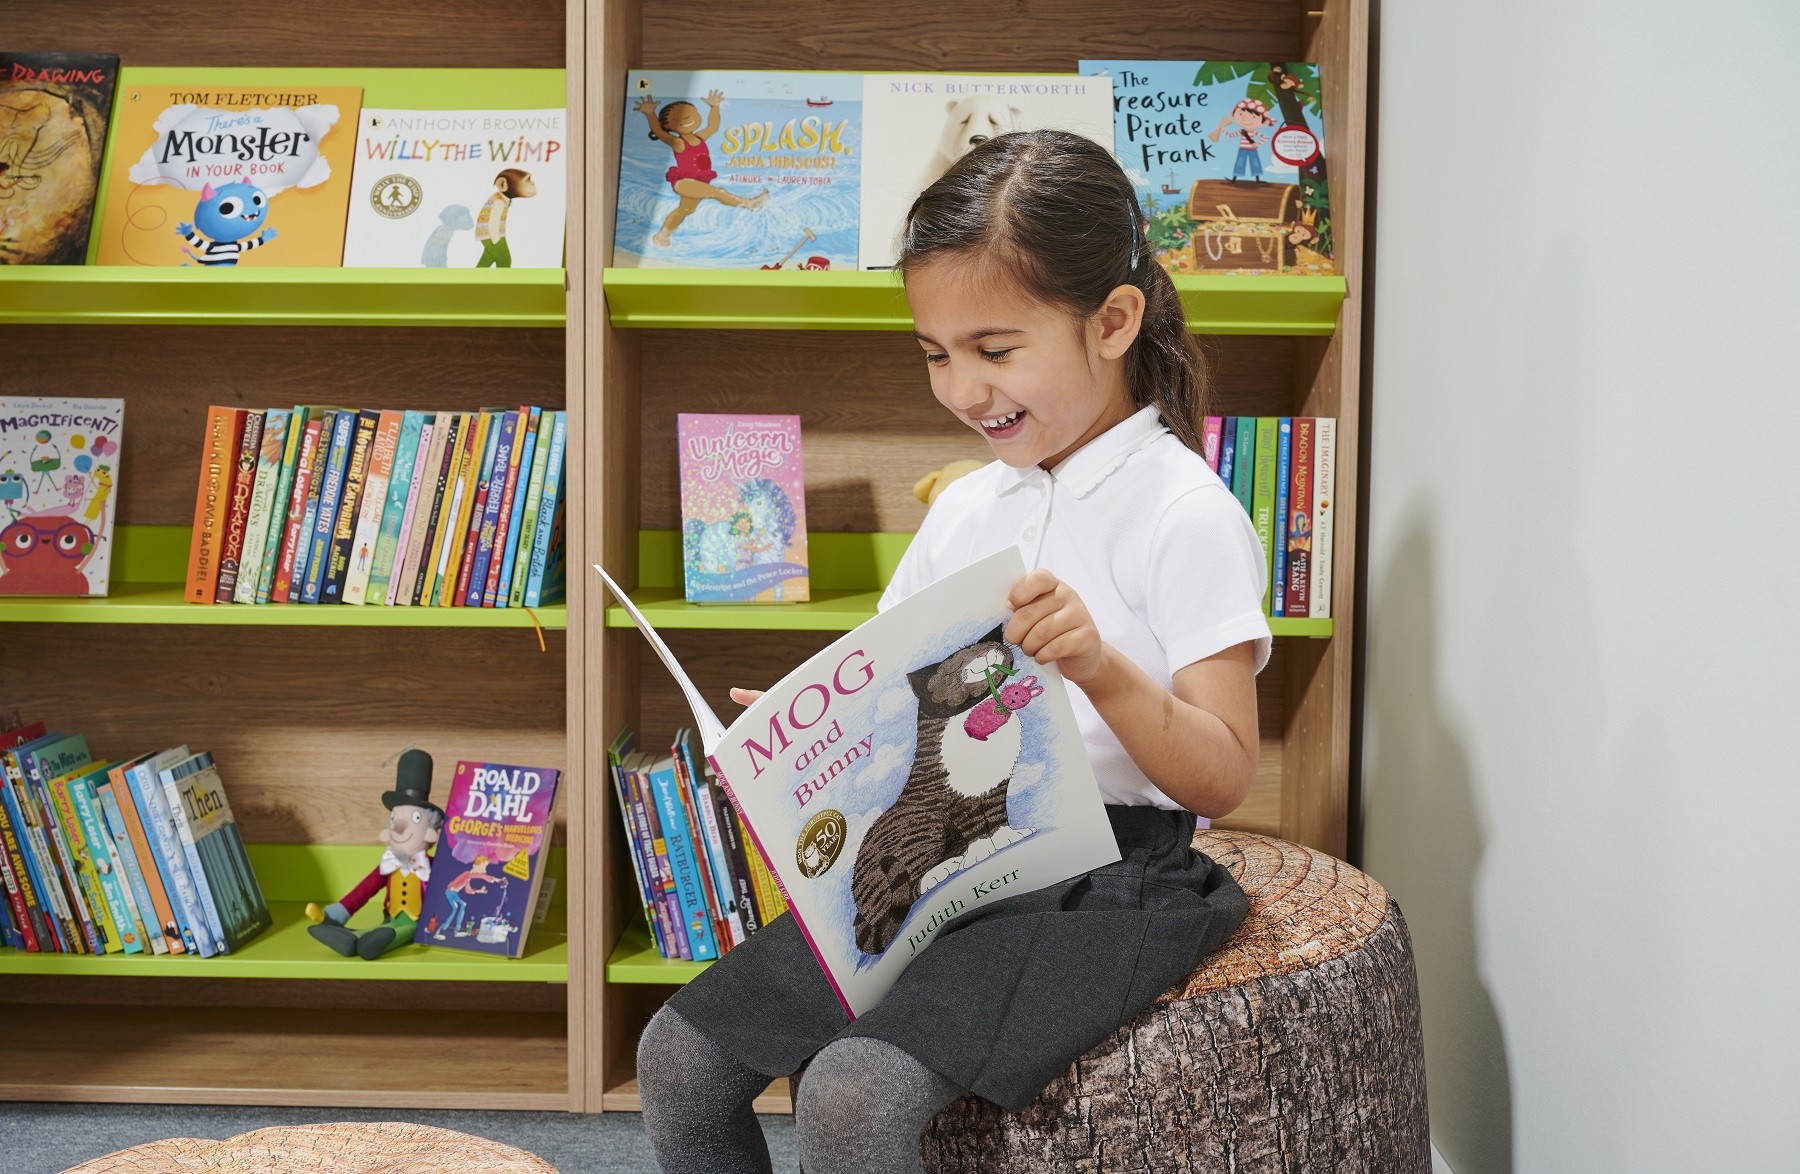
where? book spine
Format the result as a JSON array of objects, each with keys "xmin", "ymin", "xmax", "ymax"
[
  {"xmin": 49, "ymin": 775, "xmax": 119, "ymax": 952},
  {"xmin": 691, "ymin": 770, "xmax": 747, "ymax": 947},
  {"xmin": 1231, "ymin": 416, "xmax": 1256, "ymax": 515},
  {"xmin": 671, "ymin": 746, "xmax": 732, "ymax": 950},
  {"xmin": 301, "ymin": 409, "xmax": 355, "ymax": 604},
  {"xmin": 109, "ymin": 770, "xmax": 182, "ymax": 954},
  {"xmin": 0, "ymin": 790, "xmax": 42, "ymax": 951},
  {"xmin": 1, "ymin": 769, "xmax": 62, "ymax": 950},
  {"xmin": 1285, "ymin": 417, "xmax": 1313, "ymax": 618},
  {"xmin": 127, "ymin": 761, "xmax": 213, "ymax": 957},
  {"xmin": 288, "ymin": 411, "xmax": 335, "ymax": 601},
  {"xmin": 1217, "ymin": 415, "xmax": 1238, "ymax": 491},
  {"xmin": 738, "ymin": 809, "xmax": 787, "ymax": 922},
  {"xmin": 390, "ymin": 416, "xmax": 440, "ymax": 605},
  {"xmin": 69, "ymin": 779, "xmax": 142, "ymax": 953},
  {"xmin": 274, "ymin": 415, "xmax": 325, "ymax": 603},
  {"xmin": 161, "ymin": 761, "xmax": 229, "ymax": 953},
  {"xmin": 632, "ymin": 760, "xmax": 690, "ymax": 960},
  {"xmin": 1272, "ymin": 418, "xmax": 1291, "ymax": 618},
  {"xmin": 1310, "ymin": 417, "xmax": 1335, "ymax": 619},
  {"xmin": 608, "ymin": 753, "xmax": 665, "ymax": 957},
  {"xmin": 184, "ymin": 406, "xmax": 242, "ymax": 605},
  {"xmin": 488, "ymin": 405, "xmax": 538, "ymax": 607},
  {"xmin": 215, "ymin": 408, "xmax": 263, "ymax": 603},
  {"xmin": 418, "ymin": 412, "xmax": 470, "ymax": 605},
  {"xmin": 411, "ymin": 412, "xmax": 463, "ymax": 605},
  {"xmin": 523, "ymin": 412, "xmax": 568, "ymax": 607},
  {"xmin": 1251, "ymin": 417, "xmax": 1278, "ymax": 615},
  {"xmin": 508, "ymin": 408, "xmax": 556, "ymax": 608},
  {"xmin": 97, "ymin": 783, "xmax": 163, "ymax": 954},
  {"xmin": 323, "ymin": 409, "xmax": 379, "ymax": 603},
  {"xmin": 370, "ymin": 410, "xmax": 425, "ymax": 603},
  {"xmin": 435, "ymin": 412, "xmax": 489, "ymax": 606},
  {"xmin": 20, "ymin": 759, "xmax": 96, "ymax": 953},
  {"xmin": 1202, "ymin": 415, "xmax": 1222, "ymax": 472},
  {"xmin": 234, "ymin": 409, "xmax": 288, "ymax": 604},
  {"xmin": 457, "ymin": 411, "xmax": 509, "ymax": 607},
  {"xmin": 344, "ymin": 410, "xmax": 403, "ymax": 605},
  {"xmin": 709, "ymin": 779, "xmax": 761, "ymax": 937},
  {"xmin": 256, "ymin": 407, "xmax": 307, "ymax": 603}
]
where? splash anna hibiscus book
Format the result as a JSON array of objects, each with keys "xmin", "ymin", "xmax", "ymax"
[{"xmin": 595, "ymin": 545, "xmax": 1118, "ymax": 1017}]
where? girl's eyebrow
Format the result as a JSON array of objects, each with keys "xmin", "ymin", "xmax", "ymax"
[{"xmin": 911, "ymin": 327, "xmax": 1024, "ymax": 346}]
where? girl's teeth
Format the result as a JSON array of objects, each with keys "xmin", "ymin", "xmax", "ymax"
[{"xmin": 982, "ymin": 411, "xmax": 1022, "ymax": 428}]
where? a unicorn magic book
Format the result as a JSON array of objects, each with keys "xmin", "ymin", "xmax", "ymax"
[{"xmin": 595, "ymin": 545, "xmax": 1118, "ymax": 1016}]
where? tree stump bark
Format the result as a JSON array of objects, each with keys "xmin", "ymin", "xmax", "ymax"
[{"xmin": 922, "ymin": 831, "xmax": 1430, "ymax": 1173}]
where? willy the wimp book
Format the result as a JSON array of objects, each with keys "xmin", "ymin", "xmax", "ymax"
[{"xmin": 596, "ymin": 546, "xmax": 1118, "ymax": 1017}]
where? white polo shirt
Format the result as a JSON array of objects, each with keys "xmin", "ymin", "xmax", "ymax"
[{"xmin": 878, "ymin": 404, "xmax": 1271, "ymax": 812}]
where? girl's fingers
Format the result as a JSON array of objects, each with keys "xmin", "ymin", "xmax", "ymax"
[
  {"xmin": 729, "ymin": 687, "xmax": 765, "ymax": 706},
  {"xmin": 1007, "ymin": 568, "xmax": 1059, "ymax": 609}
]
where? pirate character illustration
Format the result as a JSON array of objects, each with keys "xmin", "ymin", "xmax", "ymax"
[{"xmin": 305, "ymin": 749, "xmax": 442, "ymax": 960}]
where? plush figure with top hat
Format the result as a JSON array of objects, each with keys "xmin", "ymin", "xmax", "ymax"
[{"xmin": 305, "ymin": 748, "xmax": 442, "ymax": 960}]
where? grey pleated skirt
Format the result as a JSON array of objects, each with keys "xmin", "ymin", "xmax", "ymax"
[{"xmin": 666, "ymin": 804, "xmax": 1249, "ymax": 1112}]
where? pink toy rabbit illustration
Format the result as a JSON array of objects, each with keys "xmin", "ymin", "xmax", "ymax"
[{"xmin": 962, "ymin": 674, "xmax": 1044, "ymax": 741}]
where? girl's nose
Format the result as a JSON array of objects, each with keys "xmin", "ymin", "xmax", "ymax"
[{"xmin": 943, "ymin": 362, "xmax": 990, "ymax": 414}]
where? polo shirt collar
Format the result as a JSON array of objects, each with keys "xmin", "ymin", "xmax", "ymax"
[{"xmin": 996, "ymin": 405, "xmax": 1168, "ymax": 498}]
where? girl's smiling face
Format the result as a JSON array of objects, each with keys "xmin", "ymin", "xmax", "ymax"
[{"xmin": 906, "ymin": 259, "xmax": 1145, "ymax": 471}]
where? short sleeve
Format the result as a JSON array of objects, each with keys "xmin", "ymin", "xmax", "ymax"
[{"xmin": 1147, "ymin": 485, "xmax": 1273, "ymax": 675}]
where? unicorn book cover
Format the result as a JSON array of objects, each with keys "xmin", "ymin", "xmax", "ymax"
[
  {"xmin": 596, "ymin": 546, "xmax": 1118, "ymax": 1017},
  {"xmin": 677, "ymin": 413, "xmax": 809, "ymax": 604},
  {"xmin": 0, "ymin": 397, "xmax": 122, "ymax": 597}
]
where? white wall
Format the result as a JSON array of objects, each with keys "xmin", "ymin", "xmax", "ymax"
[{"xmin": 1361, "ymin": 3, "xmax": 1800, "ymax": 1172}]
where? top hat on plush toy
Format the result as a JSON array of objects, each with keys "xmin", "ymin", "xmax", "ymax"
[{"xmin": 383, "ymin": 748, "xmax": 443, "ymax": 817}]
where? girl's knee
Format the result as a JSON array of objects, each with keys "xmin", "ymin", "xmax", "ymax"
[{"xmin": 637, "ymin": 1003, "xmax": 702, "ymax": 1097}]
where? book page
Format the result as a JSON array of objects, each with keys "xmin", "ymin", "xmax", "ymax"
[{"xmin": 592, "ymin": 565, "xmax": 726, "ymax": 748}]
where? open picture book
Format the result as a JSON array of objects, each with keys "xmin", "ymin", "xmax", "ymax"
[{"xmin": 594, "ymin": 545, "xmax": 1119, "ymax": 1016}]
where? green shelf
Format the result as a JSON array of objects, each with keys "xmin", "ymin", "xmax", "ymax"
[
  {"xmin": 0, "ymin": 525, "xmax": 566, "ymax": 628},
  {"xmin": 0, "ymin": 844, "xmax": 568, "ymax": 982},
  {"xmin": 606, "ymin": 922, "xmax": 709, "ymax": 985},
  {"xmin": 602, "ymin": 268, "xmax": 1345, "ymax": 334}
]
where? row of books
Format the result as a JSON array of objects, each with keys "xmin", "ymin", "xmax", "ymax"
[
  {"xmin": 608, "ymin": 727, "xmax": 789, "ymax": 964},
  {"xmin": 1206, "ymin": 415, "xmax": 1338, "ymax": 620},
  {"xmin": 184, "ymin": 404, "xmax": 567, "ymax": 609},
  {"xmin": 0, "ymin": 717, "xmax": 271, "ymax": 957}
]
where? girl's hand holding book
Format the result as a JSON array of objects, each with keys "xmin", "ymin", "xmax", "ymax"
[
  {"xmin": 729, "ymin": 688, "xmax": 765, "ymax": 707},
  {"xmin": 1005, "ymin": 569, "xmax": 1105, "ymax": 685}
]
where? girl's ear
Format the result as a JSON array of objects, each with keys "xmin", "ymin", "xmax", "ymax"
[{"xmin": 1092, "ymin": 283, "xmax": 1146, "ymax": 361}]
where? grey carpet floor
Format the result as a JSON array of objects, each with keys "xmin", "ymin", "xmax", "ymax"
[{"xmin": 0, "ymin": 1101, "xmax": 798, "ymax": 1173}]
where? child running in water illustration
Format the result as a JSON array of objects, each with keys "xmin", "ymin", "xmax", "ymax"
[{"xmin": 636, "ymin": 89, "xmax": 769, "ymax": 248}]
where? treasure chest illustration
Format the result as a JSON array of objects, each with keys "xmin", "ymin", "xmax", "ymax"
[{"xmin": 1185, "ymin": 179, "xmax": 1315, "ymax": 274}]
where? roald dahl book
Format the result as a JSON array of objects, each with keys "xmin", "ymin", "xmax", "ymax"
[
  {"xmin": 0, "ymin": 397, "xmax": 123, "ymax": 596},
  {"xmin": 0, "ymin": 52, "xmax": 120, "ymax": 265},
  {"xmin": 677, "ymin": 413, "xmax": 809, "ymax": 604},
  {"xmin": 597, "ymin": 545, "xmax": 1118, "ymax": 1017},
  {"xmin": 415, "ymin": 760, "xmax": 560, "ymax": 958}
]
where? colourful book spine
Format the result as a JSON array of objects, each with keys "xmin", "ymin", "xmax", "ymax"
[
  {"xmin": 426, "ymin": 412, "xmax": 481, "ymax": 605},
  {"xmin": 274, "ymin": 413, "xmax": 325, "ymax": 603},
  {"xmin": 678, "ymin": 730, "xmax": 745, "ymax": 947},
  {"xmin": 17, "ymin": 743, "xmax": 98, "ymax": 953},
  {"xmin": 508, "ymin": 408, "xmax": 557, "ymax": 609},
  {"xmin": 0, "ymin": 786, "xmax": 43, "ymax": 951},
  {"xmin": 1217, "ymin": 415, "xmax": 1238, "ymax": 491},
  {"xmin": 409, "ymin": 412, "xmax": 463, "ymax": 605},
  {"xmin": 645, "ymin": 755, "xmax": 719, "ymax": 961},
  {"xmin": 301, "ymin": 409, "xmax": 356, "ymax": 605},
  {"xmin": 48, "ymin": 769, "xmax": 121, "ymax": 952},
  {"xmin": 1202, "ymin": 415, "xmax": 1222, "ymax": 472},
  {"xmin": 490, "ymin": 405, "xmax": 541, "ymax": 607},
  {"xmin": 1310, "ymin": 417, "xmax": 1336, "ymax": 620},
  {"xmin": 344, "ymin": 409, "xmax": 404, "ymax": 605},
  {"xmin": 107, "ymin": 764, "xmax": 183, "ymax": 955},
  {"xmin": 69, "ymin": 774, "xmax": 144, "ymax": 954},
  {"xmin": 159, "ymin": 755, "xmax": 230, "ymax": 953},
  {"xmin": 459, "ymin": 411, "xmax": 513, "ymax": 607},
  {"xmin": 214, "ymin": 407, "xmax": 263, "ymax": 603},
  {"xmin": 234, "ymin": 409, "xmax": 290, "ymax": 604},
  {"xmin": 0, "ymin": 766, "xmax": 60, "ymax": 950},
  {"xmin": 1272, "ymin": 418, "xmax": 1291, "ymax": 617},
  {"xmin": 388, "ymin": 415, "xmax": 438, "ymax": 605},
  {"xmin": 439, "ymin": 410, "xmax": 494, "ymax": 606},
  {"xmin": 1251, "ymin": 416, "xmax": 1279, "ymax": 616},
  {"xmin": 607, "ymin": 731, "xmax": 665, "ymax": 957},
  {"xmin": 369, "ymin": 410, "xmax": 426, "ymax": 604},
  {"xmin": 669, "ymin": 735, "xmax": 731, "ymax": 950},
  {"xmin": 1285, "ymin": 417, "xmax": 1313, "ymax": 619},
  {"xmin": 737, "ymin": 808, "xmax": 787, "ymax": 923},
  {"xmin": 255, "ymin": 406, "xmax": 309, "ymax": 604},
  {"xmin": 322, "ymin": 409, "xmax": 380, "ymax": 603},
  {"xmin": 290, "ymin": 409, "xmax": 338, "ymax": 602},
  {"xmin": 185, "ymin": 406, "xmax": 244, "ymax": 605},
  {"xmin": 97, "ymin": 781, "xmax": 164, "ymax": 954},
  {"xmin": 622, "ymin": 761, "xmax": 677, "ymax": 957},
  {"xmin": 523, "ymin": 411, "xmax": 568, "ymax": 608},
  {"xmin": 631, "ymin": 754, "xmax": 690, "ymax": 960},
  {"xmin": 706, "ymin": 768, "xmax": 761, "ymax": 937},
  {"xmin": 127, "ymin": 754, "xmax": 215, "ymax": 957},
  {"xmin": 1231, "ymin": 416, "xmax": 1256, "ymax": 515}
]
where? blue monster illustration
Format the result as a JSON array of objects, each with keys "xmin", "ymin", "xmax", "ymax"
[{"xmin": 175, "ymin": 181, "xmax": 278, "ymax": 266}]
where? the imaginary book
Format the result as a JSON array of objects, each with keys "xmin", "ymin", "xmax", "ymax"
[
  {"xmin": 677, "ymin": 412, "xmax": 809, "ymax": 603},
  {"xmin": 614, "ymin": 70, "xmax": 861, "ymax": 270},
  {"xmin": 94, "ymin": 75, "xmax": 361, "ymax": 266},
  {"xmin": 1080, "ymin": 60, "xmax": 1334, "ymax": 276},
  {"xmin": 0, "ymin": 52, "xmax": 120, "ymax": 265},
  {"xmin": 414, "ymin": 759, "xmax": 561, "ymax": 958},
  {"xmin": 596, "ymin": 545, "xmax": 1118, "ymax": 1017},
  {"xmin": 0, "ymin": 397, "xmax": 123, "ymax": 596},
  {"xmin": 343, "ymin": 107, "xmax": 567, "ymax": 268}
]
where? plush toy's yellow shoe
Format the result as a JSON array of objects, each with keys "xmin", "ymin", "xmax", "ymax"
[
  {"xmin": 913, "ymin": 459, "xmax": 986, "ymax": 506},
  {"xmin": 304, "ymin": 901, "xmax": 327, "ymax": 924}
]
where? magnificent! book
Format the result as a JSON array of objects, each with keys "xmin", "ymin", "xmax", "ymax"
[
  {"xmin": 677, "ymin": 413, "xmax": 809, "ymax": 603},
  {"xmin": 596, "ymin": 545, "xmax": 1118, "ymax": 1016},
  {"xmin": 0, "ymin": 52, "xmax": 119, "ymax": 264},
  {"xmin": 1079, "ymin": 60, "xmax": 1334, "ymax": 276},
  {"xmin": 0, "ymin": 396, "xmax": 123, "ymax": 596},
  {"xmin": 94, "ymin": 76, "xmax": 361, "ymax": 266},
  {"xmin": 415, "ymin": 759, "xmax": 560, "ymax": 958},
  {"xmin": 344, "ymin": 108, "xmax": 567, "ymax": 268},
  {"xmin": 614, "ymin": 70, "xmax": 861, "ymax": 270}
]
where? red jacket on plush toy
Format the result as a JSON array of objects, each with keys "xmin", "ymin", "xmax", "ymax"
[{"xmin": 305, "ymin": 748, "xmax": 443, "ymax": 961}]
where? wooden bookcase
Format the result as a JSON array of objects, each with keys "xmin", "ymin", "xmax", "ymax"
[{"xmin": 582, "ymin": 0, "xmax": 1368, "ymax": 1114}]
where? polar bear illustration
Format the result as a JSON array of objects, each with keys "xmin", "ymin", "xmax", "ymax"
[{"xmin": 917, "ymin": 95, "xmax": 1024, "ymax": 193}]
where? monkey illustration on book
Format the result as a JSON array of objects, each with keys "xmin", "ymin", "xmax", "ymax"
[{"xmin": 850, "ymin": 625, "xmax": 1037, "ymax": 955}]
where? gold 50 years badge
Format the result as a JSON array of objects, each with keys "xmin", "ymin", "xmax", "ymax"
[{"xmin": 797, "ymin": 809, "xmax": 846, "ymax": 879}]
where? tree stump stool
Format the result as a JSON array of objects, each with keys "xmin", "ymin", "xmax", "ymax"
[
  {"xmin": 922, "ymin": 830, "xmax": 1430, "ymax": 1173},
  {"xmin": 61, "ymin": 1121, "xmax": 558, "ymax": 1173}
]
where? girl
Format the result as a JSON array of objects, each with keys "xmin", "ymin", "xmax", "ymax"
[
  {"xmin": 636, "ymin": 90, "xmax": 770, "ymax": 249},
  {"xmin": 637, "ymin": 129, "xmax": 1270, "ymax": 1174}
]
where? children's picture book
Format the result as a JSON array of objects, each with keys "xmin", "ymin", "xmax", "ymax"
[
  {"xmin": 415, "ymin": 759, "xmax": 560, "ymax": 958},
  {"xmin": 858, "ymin": 72, "xmax": 1114, "ymax": 270},
  {"xmin": 343, "ymin": 108, "xmax": 567, "ymax": 268},
  {"xmin": 0, "ymin": 52, "xmax": 120, "ymax": 265},
  {"xmin": 614, "ymin": 70, "xmax": 861, "ymax": 270},
  {"xmin": 0, "ymin": 397, "xmax": 123, "ymax": 596},
  {"xmin": 1080, "ymin": 60, "xmax": 1334, "ymax": 276},
  {"xmin": 596, "ymin": 545, "xmax": 1119, "ymax": 1017},
  {"xmin": 94, "ymin": 77, "xmax": 361, "ymax": 266},
  {"xmin": 677, "ymin": 413, "xmax": 809, "ymax": 603},
  {"xmin": 164, "ymin": 751, "xmax": 271, "ymax": 952}
]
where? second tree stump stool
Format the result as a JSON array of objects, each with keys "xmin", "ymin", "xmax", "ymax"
[{"xmin": 921, "ymin": 830, "xmax": 1430, "ymax": 1173}]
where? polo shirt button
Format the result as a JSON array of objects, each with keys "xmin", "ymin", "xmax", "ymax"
[{"xmin": 1023, "ymin": 527, "xmax": 1037, "ymax": 540}]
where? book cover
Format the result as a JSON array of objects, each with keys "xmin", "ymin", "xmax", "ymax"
[
  {"xmin": 343, "ymin": 409, "xmax": 402, "ymax": 605},
  {"xmin": 627, "ymin": 750, "xmax": 688, "ymax": 959},
  {"xmin": 522, "ymin": 410, "xmax": 566, "ymax": 607},
  {"xmin": 461, "ymin": 410, "xmax": 514, "ymax": 607},
  {"xmin": 437, "ymin": 410, "xmax": 491, "ymax": 606},
  {"xmin": 322, "ymin": 408, "xmax": 379, "ymax": 603},
  {"xmin": 1251, "ymin": 416, "xmax": 1278, "ymax": 615},
  {"xmin": 644, "ymin": 753, "xmax": 721, "ymax": 961},
  {"xmin": 426, "ymin": 411, "xmax": 482, "ymax": 605},
  {"xmin": 615, "ymin": 70, "xmax": 861, "ymax": 270},
  {"xmin": 859, "ymin": 73, "xmax": 1114, "ymax": 270},
  {"xmin": 275, "ymin": 410, "xmax": 326, "ymax": 602},
  {"xmin": 213, "ymin": 407, "xmax": 263, "ymax": 603},
  {"xmin": 1231, "ymin": 416, "xmax": 1255, "ymax": 515},
  {"xmin": 596, "ymin": 544, "xmax": 1119, "ymax": 1016},
  {"xmin": 488, "ymin": 405, "xmax": 539, "ymax": 607},
  {"xmin": 344, "ymin": 107, "xmax": 567, "ymax": 268},
  {"xmin": 1079, "ymin": 60, "xmax": 1334, "ymax": 276},
  {"xmin": 415, "ymin": 759, "xmax": 560, "ymax": 958},
  {"xmin": 300, "ymin": 407, "xmax": 354, "ymax": 604},
  {"xmin": 370, "ymin": 409, "xmax": 426, "ymax": 603},
  {"xmin": 677, "ymin": 413, "xmax": 809, "ymax": 603},
  {"xmin": 1202, "ymin": 415, "xmax": 1222, "ymax": 472},
  {"xmin": 1286, "ymin": 417, "xmax": 1313, "ymax": 618},
  {"xmin": 705, "ymin": 760, "xmax": 762, "ymax": 937},
  {"xmin": 0, "ymin": 790, "xmax": 41, "ymax": 950},
  {"xmin": 17, "ymin": 733, "xmax": 99, "ymax": 952},
  {"xmin": 127, "ymin": 745, "xmax": 217, "ymax": 957},
  {"xmin": 47, "ymin": 763, "xmax": 124, "ymax": 953},
  {"xmin": 507, "ymin": 411, "xmax": 556, "ymax": 608},
  {"xmin": 237, "ymin": 408, "xmax": 291, "ymax": 604},
  {"xmin": 0, "ymin": 52, "xmax": 119, "ymax": 264},
  {"xmin": 94, "ymin": 78, "xmax": 361, "ymax": 267},
  {"xmin": 670, "ymin": 732, "xmax": 733, "ymax": 949},
  {"xmin": 168, "ymin": 752, "xmax": 271, "ymax": 952},
  {"xmin": 397, "ymin": 411, "xmax": 453, "ymax": 605},
  {"xmin": 412, "ymin": 411, "xmax": 465, "ymax": 605},
  {"xmin": 68, "ymin": 766, "xmax": 145, "ymax": 953},
  {"xmin": 607, "ymin": 728, "xmax": 666, "ymax": 956},
  {"xmin": 1311, "ymin": 417, "xmax": 1336, "ymax": 620},
  {"xmin": 0, "ymin": 740, "xmax": 61, "ymax": 950},
  {"xmin": 93, "ymin": 778, "xmax": 161, "ymax": 954},
  {"xmin": 0, "ymin": 397, "xmax": 123, "ymax": 596},
  {"xmin": 1218, "ymin": 415, "xmax": 1238, "ymax": 491},
  {"xmin": 677, "ymin": 727, "xmax": 747, "ymax": 948},
  {"xmin": 535, "ymin": 493, "xmax": 566, "ymax": 606},
  {"xmin": 158, "ymin": 752, "xmax": 232, "ymax": 951},
  {"xmin": 254, "ymin": 405, "xmax": 308, "ymax": 603},
  {"xmin": 105, "ymin": 759, "xmax": 185, "ymax": 955},
  {"xmin": 388, "ymin": 413, "xmax": 439, "ymax": 604},
  {"xmin": 1272, "ymin": 417, "xmax": 1291, "ymax": 617}
]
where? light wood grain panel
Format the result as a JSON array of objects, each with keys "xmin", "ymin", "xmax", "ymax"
[
  {"xmin": 0, "ymin": 625, "xmax": 564, "ymax": 843},
  {"xmin": 604, "ymin": 1071, "xmax": 791, "ymax": 1114},
  {"xmin": 11, "ymin": 0, "xmax": 565, "ymax": 67},
  {"xmin": 0, "ymin": 975, "xmax": 565, "ymax": 1014}
]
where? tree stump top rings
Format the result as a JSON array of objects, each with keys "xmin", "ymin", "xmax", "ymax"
[
  {"xmin": 1159, "ymin": 829, "xmax": 1392, "ymax": 1003},
  {"xmin": 63, "ymin": 1122, "xmax": 559, "ymax": 1173}
]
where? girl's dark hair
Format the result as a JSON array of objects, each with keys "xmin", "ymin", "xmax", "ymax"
[
  {"xmin": 895, "ymin": 129, "xmax": 1210, "ymax": 454},
  {"xmin": 654, "ymin": 101, "xmax": 698, "ymax": 137}
]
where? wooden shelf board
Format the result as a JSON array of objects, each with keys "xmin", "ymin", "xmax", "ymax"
[
  {"xmin": 604, "ymin": 1068, "xmax": 790, "ymax": 1115},
  {"xmin": 605, "ymin": 923, "xmax": 710, "ymax": 984},
  {"xmin": 602, "ymin": 269, "xmax": 1345, "ymax": 335}
]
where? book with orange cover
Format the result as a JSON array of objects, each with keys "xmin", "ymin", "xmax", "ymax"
[{"xmin": 185, "ymin": 407, "xmax": 245, "ymax": 605}]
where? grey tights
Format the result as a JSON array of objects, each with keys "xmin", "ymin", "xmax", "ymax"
[{"xmin": 637, "ymin": 1003, "xmax": 963, "ymax": 1174}]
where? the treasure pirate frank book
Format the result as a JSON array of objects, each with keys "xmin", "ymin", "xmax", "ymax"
[{"xmin": 596, "ymin": 545, "xmax": 1118, "ymax": 1017}]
